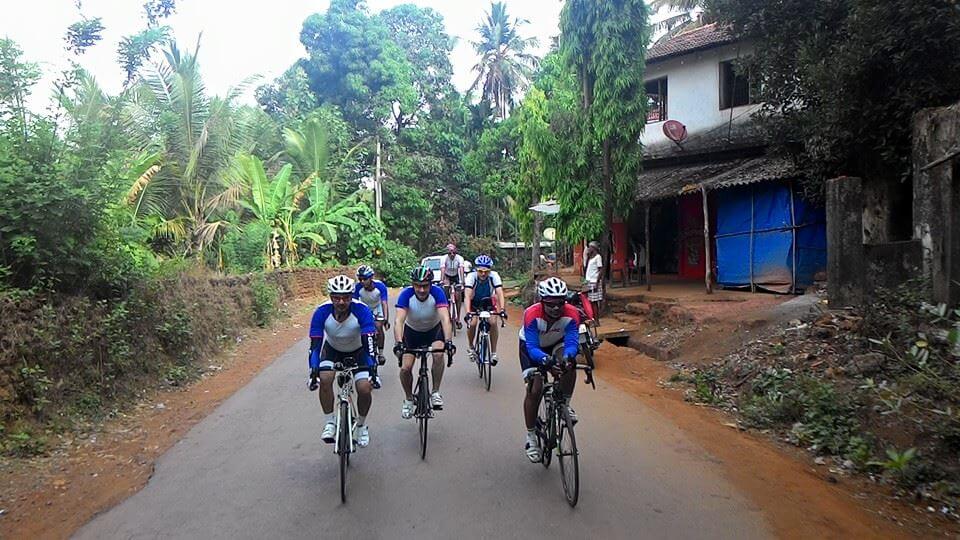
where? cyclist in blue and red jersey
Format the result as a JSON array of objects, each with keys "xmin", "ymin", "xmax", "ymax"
[
  {"xmin": 519, "ymin": 277, "xmax": 580, "ymax": 462},
  {"xmin": 308, "ymin": 275, "xmax": 378, "ymax": 448}
]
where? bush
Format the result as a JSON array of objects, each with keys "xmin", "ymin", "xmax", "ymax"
[
  {"xmin": 221, "ymin": 222, "xmax": 270, "ymax": 274},
  {"xmin": 251, "ymin": 275, "xmax": 279, "ymax": 327},
  {"xmin": 372, "ymin": 239, "xmax": 419, "ymax": 286}
]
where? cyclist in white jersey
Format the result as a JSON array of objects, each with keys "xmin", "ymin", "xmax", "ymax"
[
  {"xmin": 441, "ymin": 244, "xmax": 465, "ymax": 328},
  {"xmin": 354, "ymin": 265, "xmax": 389, "ymax": 388}
]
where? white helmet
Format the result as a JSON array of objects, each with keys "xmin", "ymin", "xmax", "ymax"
[
  {"xmin": 327, "ymin": 275, "xmax": 355, "ymax": 295},
  {"xmin": 537, "ymin": 277, "xmax": 568, "ymax": 298}
]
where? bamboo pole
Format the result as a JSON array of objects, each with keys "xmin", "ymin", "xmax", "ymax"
[{"xmin": 702, "ymin": 187, "xmax": 713, "ymax": 294}]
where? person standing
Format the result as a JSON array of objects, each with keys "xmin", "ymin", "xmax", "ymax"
[{"xmin": 584, "ymin": 241, "xmax": 604, "ymax": 317}]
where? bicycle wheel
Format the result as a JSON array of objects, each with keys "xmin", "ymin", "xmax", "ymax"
[
  {"xmin": 338, "ymin": 401, "xmax": 350, "ymax": 503},
  {"xmin": 450, "ymin": 300, "xmax": 458, "ymax": 337},
  {"xmin": 417, "ymin": 375, "xmax": 429, "ymax": 460},
  {"xmin": 557, "ymin": 405, "xmax": 580, "ymax": 507},
  {"xmin": 482, "ymin": 335, "xmax": 493, "ymax": 392},
  {"xmin": 475, "ymin": 334, "xmax": 485, "ymax": 379},
  {"xmin": 538, "ymin": 394, "xmax": 553, "ymax": 469}
]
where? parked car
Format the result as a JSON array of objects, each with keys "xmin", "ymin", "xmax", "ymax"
[{"xmin": 420, "ymin": 255, "xmax": 445, "ymax": 283}]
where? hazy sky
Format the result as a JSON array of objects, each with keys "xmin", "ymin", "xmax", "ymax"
[{"xmin": 1, "ymin": 0, "xmax": 570, "ymax": 110}]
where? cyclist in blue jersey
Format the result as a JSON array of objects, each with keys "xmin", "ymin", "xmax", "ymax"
[
  {"xmin": 393, "ymin": 266, "xmax": 455, "ymax": 418},
  {"xmin": 464, "ymin": 254, "xmax": 507, "ymax": 365},
  {"xmin": 308, "ymin": 275, "xmax": 378, "ymax": 448},
  {"xmin": 354, "ymin": 264, "xmax": 389, "ymax": 388},
  {"xmin": 519, "ymin": 277, "xmax": 580, "ymax": 462}
]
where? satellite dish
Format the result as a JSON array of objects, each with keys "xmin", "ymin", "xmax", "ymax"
[
  {"xmin": 543, "ymin": 227, "xmax": 556, "ymax": 241},
  {"xmin": 529, "ymin": 200, "xmax": 560, "ymax": 215},
  {"xmin": 663, "ymin": 120, "xmax": 688, "ymax": 144}
]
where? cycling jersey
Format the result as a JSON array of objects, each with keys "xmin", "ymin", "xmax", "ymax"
[
  {"xmin": 308, "ymin": 301, "xmax": 376, "ymax": 370},
  {"xmin": 396, "ymin": 285, "xmax": 448, "ymax": 332},
  {"xmin": 443, "ymin": 254, "xmax": 464, "ymax": 277},
  {"xmin": 519, "ymin": 303, "xmax": 580, "ymax": 365},
  {"xmin": 464, "ymin": 270, "xmax": 502, "ymax": 305},
  {"xmin": 353, "ymin": 280, "xmax": 388, "ymax": 318}
]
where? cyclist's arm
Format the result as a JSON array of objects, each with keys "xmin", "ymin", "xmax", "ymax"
[
  {"xmin": 430, "ymin": 286, "xmax": 453, "ymax": 341},
  {"xmin": 308, "ymin": 304, "xmax": 332, "ymax": 369},
  {"xmin": 464, "ymin": 287, "xmax": 473, "ymax": 314},
  {"xmin": 457, "ymin": 257, "xmax": 465, "ymax": 283},
  {"xmin": 522, "ymin": 312, "xmax": 550, "ymax": 364},
  {"xmin": 493, "ymin": 272, "xmax": 506, "ymax": 314},
  {"xmin": 394, "ymin": 288, "xmax": 412, "ymax": 342},
  {"xmin": 355, "ymin": 304, "xmax": 378, "ymax": 363},
  {"xmin": 563, "ymin": 315, "xmax": 580, "ymax": 360},
  {"xmin": 376, "ymin": 281, "xmax": 389, "ymax": 323}
]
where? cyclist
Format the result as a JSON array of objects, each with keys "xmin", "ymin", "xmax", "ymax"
[
  {"xmin": 441, "ymin": 243, "xmax": 465, "ymax": 327},
  {"xmin": 353, "ymin": 264, "xmax": 389, "ymax": 388},
  {"xmin": 393, "ymin": 266, "xmax": 456, "ymax": 418},
  {"xmin": 464, "ymin": 254, "xmax": 507, "ymax": 365},
  {"xmin": 520, "ymin": 277, "xmax": 580, "ymax": 462},
  {"xmin": 308, "ymin": 275, "xmax": 377, "ymax": 448}
]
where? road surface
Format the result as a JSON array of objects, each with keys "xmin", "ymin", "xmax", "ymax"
[{"xmin": 76, "ymin": 307, "xmax": 771, "ymax": 539}]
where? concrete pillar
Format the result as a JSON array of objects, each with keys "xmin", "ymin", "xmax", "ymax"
[
  {"xmin": 826, "ymin": 176, "xmax": 865, "ymax": 307},
  {"xmin": 913, "ymin": 104, "xmax": 960, "ymax": 306}
]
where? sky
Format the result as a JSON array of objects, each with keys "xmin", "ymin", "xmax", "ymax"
[{"xmin": 0, "ymin": 0, "xmax": 569, "ymax": 111}]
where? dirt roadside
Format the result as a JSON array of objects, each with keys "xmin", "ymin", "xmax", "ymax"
[{"xmin": 0, "ymin": 297, "xmax": 321, "ymax": 540}]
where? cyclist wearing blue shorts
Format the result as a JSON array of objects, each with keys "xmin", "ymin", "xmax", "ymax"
[
  {"xmin": 308, "ymin": 275, "xmax": 378, "ymax": 448},
  {"xmin": 464, "ymin": 254, "xmax": 507, "ymax": 365},
  {"xmin": 519, "ymin": 277, "xmax": 580, "ymax": 462}
]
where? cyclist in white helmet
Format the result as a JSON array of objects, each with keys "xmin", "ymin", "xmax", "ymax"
[
  {"xmin": 307, "ymin": 275, "xmax": 377, "ymax": 448},
  {"xmin": 519, "ymin": 277, "xmax": 581, "ymax": 462},
  {"xmin": 464, "ymin": 254, "xmax": 507, "ymax": 365}
]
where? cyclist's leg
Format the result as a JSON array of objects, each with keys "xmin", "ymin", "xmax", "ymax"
[
  {"xmin": 317, "ymin": 344, "xmax": 337, "ymax": 414},
  {"xmin": 398, "ymin": 327, "xmax": 420, "ymax": 401},
  {"xmin": 429, "ymin": 325, "xmax": 445, "ymax": 392},
  {"xmin": 374, "ymin": 319, "xmax": 385, "ymax": 352},
  {"xmin": 521, "ymin": 344, "xmax": 543, "ymax": 428},
  {"xmin": 466, "ymin": 314, "xmax": 478, "ymax": 347}
]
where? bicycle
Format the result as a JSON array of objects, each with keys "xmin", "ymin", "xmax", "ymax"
[
  {"xmin": 443, "ymin": 283, "xmax": 463, "ymax": 336},
  {"xmin": 400, "ymin": 345, "xmax": 453, "ymax": 460},
  {"xmin": 470, "ymin": 310, "xmax": 505, "ymax": 392},
  {"xmin": 330, "ymin": 360, "xmax": 365, "ymax": 503},
  {"xmin": 530, "ymin": 352, "xmax": 595, "ymax": 507},
  {"xmin": 567, "ymin": 292, "xmax": 601, "ymax": 368}
]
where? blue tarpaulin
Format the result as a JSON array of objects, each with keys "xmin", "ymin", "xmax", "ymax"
[{"xmin": 715, "ymin": 181, "xmax": 826, "ymax": 293}]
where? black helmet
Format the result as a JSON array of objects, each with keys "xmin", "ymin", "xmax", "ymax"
[{"xmin": 410, "ymin": 266, "xmax": 432, "ymax": 283}]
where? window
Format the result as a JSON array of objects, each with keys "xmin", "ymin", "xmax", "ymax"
[
  {"xmin": 645, "ymin": 77, "xmax": 667, "ymax": 123},
  {"xmin": 719, "ymin": 60, "xmax": 755, "ymax": 110}
]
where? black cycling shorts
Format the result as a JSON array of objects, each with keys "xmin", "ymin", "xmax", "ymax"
[
  {"xmin": 318, "ymin": 344, "xmax": 373, "ymax": 380},
  {"xmin": 403, "ymin": 323, "xmax": 443, "ymax": 349}
]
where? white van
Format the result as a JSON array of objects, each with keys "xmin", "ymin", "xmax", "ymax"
[{"xmin": 420, "ymin": 255, "xmax": 445, "ymax": 283}]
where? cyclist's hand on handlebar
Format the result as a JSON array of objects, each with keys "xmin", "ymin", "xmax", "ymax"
[
  {"xmin": 392, "ymin": 342, "xmax": 404, "ymax": 358},
  {"xmin": 563, "ymin": 355, "xmax": 578, "ymax": 370},
  {"xmin": 499, "ymin": 310, "xmax": 508, "ymax": 320},
  {"xmin": 384, "ymin": 320, "xmax": 390, "ymax": 330},
  {"xmin": 444, "ymin": 340, "xmax": 456, "ymax": 355},
  {"xmin": 464, "ymin": 312, "xmax": 474, "ymax": 323},
  {"xmin": 307, "ymin": 368, "xmax": 320, "ymax": 391}
]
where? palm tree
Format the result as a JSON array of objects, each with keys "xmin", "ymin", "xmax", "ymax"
[
  {"xmin": 121, "ymin": 40, "xmax": 258, "ymax": 257},
  {"xmin": 468, "ymin": 2, "xmax": 540, "ymax": 120}
]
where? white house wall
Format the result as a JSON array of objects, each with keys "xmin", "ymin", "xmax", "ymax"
[{"xmin": 641, "ymin": 43, "xmax": 762, "ymax": 147}]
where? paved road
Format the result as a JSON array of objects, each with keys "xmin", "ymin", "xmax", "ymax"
[{"xmin": 76, "ymin": 307, "xmax": 771, "ymax": 540}]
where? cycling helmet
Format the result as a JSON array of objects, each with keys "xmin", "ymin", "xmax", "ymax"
[
  {"xmin": 356, "ymin": 264, "xmax": 375, "ymax": 280},
  {"xmin": 538, "ymin": 277, "xmax": 569, "ymax": 298},
  {"xmin": 474, "ymin": 254, "xmax": 493, "ymax": 268},
  {"xmin": 410, "ymin": 266, "xmax": 433, "ymax": 283},
  {"xmin": 327, "ymin": 275, "xmax": 355, "ymax": 295}
]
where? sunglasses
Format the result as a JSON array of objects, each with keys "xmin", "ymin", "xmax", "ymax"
[{"xmin": 541, "ymin": 299, "xmax": 566, "ymax": 308}]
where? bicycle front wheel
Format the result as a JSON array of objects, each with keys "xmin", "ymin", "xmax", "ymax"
[
  {"xmin": 557, "ymin": 406, "xmax": 580, "ymax": 507},
  {"xmin": 482, "ymin": 336, "xmax": 493, "ymax": 392},
  {"xmin": 417, "ymin": 376, "xmax": 430, "ymax": 460},
  {"xmin": 538, "ymin": 397, "xmax": 552, "ymax": 469},
  {"xmin": 338, "ymin": 401, "xmax": 350, "ymax": 503},
  {"xmin": 476, "ymin": 334, "xmax": 485, "ymax": 379}
]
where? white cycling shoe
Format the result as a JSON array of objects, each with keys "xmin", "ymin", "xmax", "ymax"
[
  {"xmin": 525, "ymin": 435, "xmax": 542, "ymax": 463},
  {"xmin": 431, "ymin": 391, "xmax": 444, "ymax": 409},
  {"xmin": 401, "ymin": 399, "xmax": 415, "ymax": 419},
  {"xmin": 490, "ymin": 353, "xmax": 499, "ymax": 366},
  {"xmin": 467, "ymin": 349, "xmax": 477, "ymax": 363},
  {"xmin": 355, "ymin": 425, "xmax": 369, "ymax": 448},
  {"xmin": 321, "ymin": 421, "xmax": 336, "ymax": 444}
]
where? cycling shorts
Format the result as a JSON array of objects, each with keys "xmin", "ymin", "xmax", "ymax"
[
  {"xmin": 470, "ymin": 297, "xmax": 496, "ymax": 313},
  {"xmin": 318, "ymin": 344, "xmax": 372, "ymax": 382},
  {"xmin": 442, "ymin": 273, "xmax": 461, "ymax": 286},
  {"xmin": 402, "ymin": 323, "xmax": 443, "ymax": 349}
]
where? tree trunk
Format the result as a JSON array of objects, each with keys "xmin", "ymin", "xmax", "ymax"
[
  {"xmin": 375, "ymin": 135, "xmax": 382, "ymax": 221},
  {"xmin": 531, "ymin": 194, "xmax": 543, "ymax": 274},
  {"xmin": 601, "ymin": 138, "xmax": 614, "ymax": 287}
]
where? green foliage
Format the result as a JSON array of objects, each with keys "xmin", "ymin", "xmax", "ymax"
[
  {"xmin": 371, "ymin": 239, "xmax": 418, "ymax": 286},
  {"xmin": 222, "ymin": 221, "xmax": 270, "ymax": 273},
  {"xmin": 251, "ymin": 275, "xmax": 279, "ymax": 327},
  {"xmin": 116, "ymin": 26, "xmax": 170, "ymax": 84},
  {"xmin": 870, "ymin": 447, "xmax": 918, "ymax": 475},
  {"xmin": 299, "ymin": 0, "xmax": 416, "ymax": 132},
  {"xmin": 558, "ymin": 0, "xmax": 651, "ymax": 244},
  {"xmin": 708, "ymin": 0, "xmax": 960, "ymax": 192},
  {"xmin": 65, "ymin": 17, "xmax": 105, "ymax": 55},
  {"xmin": 16, "ymin": 363, "xmax": 52, "ymax": 416},
  {"xmin": 468, "ymin": 2, "xmax": 540, "ymax": 120}
]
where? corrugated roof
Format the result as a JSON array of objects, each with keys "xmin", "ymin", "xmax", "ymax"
[
  {"xmin": 635, "ymin": 156, "xmax": 798, "ymax": 201},
  {"xmin": 647, "ymin": 23, "xmax": 735, "ymax": 64}
]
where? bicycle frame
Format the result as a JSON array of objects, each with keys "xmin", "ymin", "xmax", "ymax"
[{"xmin": 333, "ymin": 363, "xmax": 361, "ymax": 456}]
